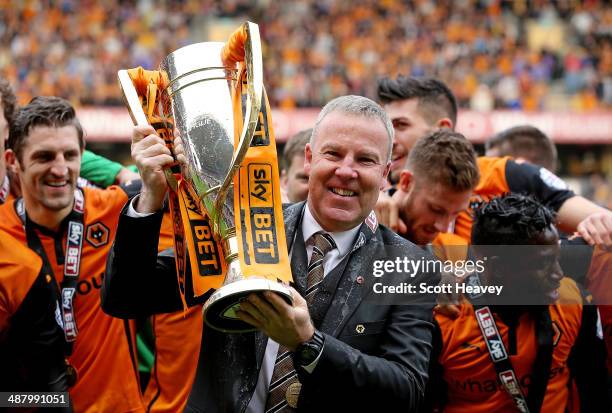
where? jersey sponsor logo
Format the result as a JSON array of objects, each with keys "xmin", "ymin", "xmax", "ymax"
[
  {"xmin": 499, "ymin": 370, "xmax": 521, "ymax": 396},
  {"xmin": 86, "ymin": 221, "xmax": 110, "ymax": 248},
  {"xmin": 248, "ymin": 164, "xmax": 279, "ymax": 264},
  {"xmin": 475, "ymin": 307, "xmax": 508, "ymax": 361},
  {"xmin": 539, "ymin": 168, "xmax": 568, "ymax": 191},
  {"xmin": 62, "ymin": 287, "xmax": 78, "ymax": 341},
  {"xmin": 65, "ymin": 222, "xmax": 84, "ymax": 277},
  {"xmin": 451, "ymin": 365, "xmax": 567, "ymax": 393},
  {"xmin": 76, "ymin": 273, "xmax": 104, "ymax": 296}
]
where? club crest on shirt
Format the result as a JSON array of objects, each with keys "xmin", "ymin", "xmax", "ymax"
[{"xmin": 86, "ymin": 221, "xmax": 110, "ymax": 248}]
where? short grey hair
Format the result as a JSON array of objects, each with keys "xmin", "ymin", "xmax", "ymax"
[{"xmin": 310, "ymin": 95, "xmax": 393, "ymax": 163}]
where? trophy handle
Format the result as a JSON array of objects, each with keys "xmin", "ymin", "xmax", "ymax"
[
  {"xmin": 118, "ymin": 70, "xmax": 149, "ymax": 126},
  {"xmin": 213, "ymin": 21, "xmax": 264, "ymax": 234},
  {"xmin": 117, "ymin": 69, "xmax": 179, "ymax": 192}
]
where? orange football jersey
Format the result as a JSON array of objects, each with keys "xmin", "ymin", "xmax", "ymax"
[{"xmin": 0, "ymin": 186, "xmax": 144, "ymax": 413}]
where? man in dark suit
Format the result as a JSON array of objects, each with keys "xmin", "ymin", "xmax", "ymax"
[{"xmin": 102, "ymin": 95, "xmax": 439, "ymax": 412}]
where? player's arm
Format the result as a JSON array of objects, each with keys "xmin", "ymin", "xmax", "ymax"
[
  {"xmin": 557, "ymin": 197, "xmax": 612, "ymax": 247},
  {"xmin": 81, "ymin": 149, "xmax": 140, "ymax": 187},
  {"xmin": 114, "ymin": 165, "xmax": 140, "ymax": 185},
  {"xmin": 506, "ymin": 160, "xmax": 612, "ymax": 248}
]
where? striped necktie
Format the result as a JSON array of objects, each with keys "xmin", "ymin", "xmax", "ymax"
[{"xmin": 264, "ymin": 232, "xmax": 336, "ymax": 412}]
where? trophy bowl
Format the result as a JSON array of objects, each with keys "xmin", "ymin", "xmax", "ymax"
[{"xmin": 159, "ymin": 23, "xmax": 292, "ymax": 333}]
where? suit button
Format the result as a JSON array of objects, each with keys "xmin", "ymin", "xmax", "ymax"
[
  {"xmin": 355, "ymin": 324, "xmax": 365, "ymax": 334},
  {"xmin": 356, "ymin": 276, "xmax": 364, "ymax": 284}
]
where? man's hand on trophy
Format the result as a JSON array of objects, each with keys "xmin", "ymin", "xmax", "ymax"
[
  {"xmin": 172, "ymin": 132, "xmax": 188, "ymax": 168},
  {"xmin": 131, "ymin": 125, "xmax": 175, "ymax": 213},
  {"xmin": 236, "ymin": 287, "xmax": 315, "ymax": 351}
]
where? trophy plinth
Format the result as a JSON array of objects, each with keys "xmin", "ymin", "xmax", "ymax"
[
  {"xmin": 202, "ymin": 230, "xmax": 292, "ymax": 332},
  {"xmin": 203, "ymin": 277, "xmax": 293, "ymax": 333}
]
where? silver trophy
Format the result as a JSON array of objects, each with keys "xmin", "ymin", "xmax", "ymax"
[{"xmin": 158, "ymin": 22, "xmax": 292, "ymax": 333}]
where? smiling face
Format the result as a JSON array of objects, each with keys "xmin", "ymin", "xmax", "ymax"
[
  {"xmin": 383, "ymin": 99, "xmax": 434, "ymax": 184},
  {"xmin": 10, "ymin": 125, "xmax": 81, "ymax": 218},
  {"xmin": 305, "ymin": 111, "xmax": 390, "ymax": 232},
  {"xmin": 490, "ymin": 225, "xmax": 563, "ymax": 304}
]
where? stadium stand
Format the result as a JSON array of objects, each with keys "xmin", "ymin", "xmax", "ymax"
[{"xmin": 1, "ymin": 0, "xmax": 610, "ymax": 111}]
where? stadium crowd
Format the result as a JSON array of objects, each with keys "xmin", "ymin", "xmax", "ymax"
[
  {"xmin": 1, "ymin": 1, "xmax": 612, "ymax": 413},
  {"xmin": 1, "ymin": 0, "xmax": 611, "ymax": 110}
]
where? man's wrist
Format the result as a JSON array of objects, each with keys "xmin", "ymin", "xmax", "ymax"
[
  {"xmin": 299, "ymin": 323, "xmax": 315, "ymax": 345},
  {"xmin": 294, "ymin": 329, "xmax": 325, "ymax": 368},
  {"xmin": 136, "ymin": 189, "xmax": 165, "ymax": 213}
]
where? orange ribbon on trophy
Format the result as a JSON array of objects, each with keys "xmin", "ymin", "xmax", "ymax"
[
  {"xmin": 221, "ymin": 25, "xmax": 292, "ymax": 284},
  {"xmin": 118, "ymin": 22, "xmax": 292, "ymax": 320},
  {"xmin": 119, "ymin": 67, "xmax": 226, "ymax": 309}
]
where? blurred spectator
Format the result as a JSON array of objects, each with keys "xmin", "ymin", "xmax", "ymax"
[
  {"xmin": 0, "ymin": 0, "xmax": 610, "ymax": 111},
  {"xmin": 485, "ymin": 125, "xmax": 558, "ymax": 172},
  {"xmin": 583, "ymin": 173, "xmax": 612, "ymax": 209},
  {"xmin": 280, "ymin": 128, "xmax": 311, "ymax": 203}
]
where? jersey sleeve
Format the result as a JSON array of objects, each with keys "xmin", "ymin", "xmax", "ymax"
[
  {"xmin": 0, "ymin": 236, "xmax": 43, "ymax": 333},
  {"xmin": 0, "ymin": 236, "xmax": 70, "ymax": 393},
  {"xmin": 505, "ymin": 160, "xmax": 575, "ymax": 212},
  {"xmin": 80, "ymin": 150, "xmax": 124, "ymax": 188}
]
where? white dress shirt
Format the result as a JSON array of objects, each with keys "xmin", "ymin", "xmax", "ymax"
[{"xmin": 246, "ymin": 204, "xmax": 361, "ymax": 412}]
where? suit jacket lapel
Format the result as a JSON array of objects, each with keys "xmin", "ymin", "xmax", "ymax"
[
  {"xmin": 283, "ymin": 205, "xmax": 381, "ymax": 337},
  {"xmin": 283, "ymin": 202, "xmax": 308, "ymax": 294},
  {"xmin": 282, "ymin": 201, "xmax": 304, "ymax": 246}
]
